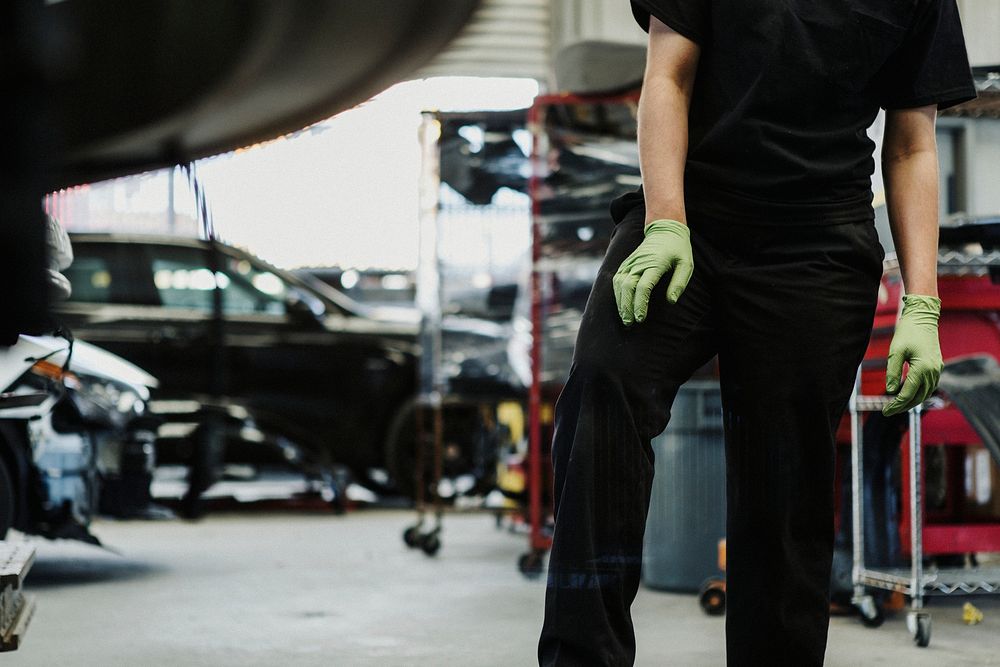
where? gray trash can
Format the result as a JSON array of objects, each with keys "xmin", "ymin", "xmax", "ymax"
[{"xmin": 642, "ymin": 380, "xmax": 726, "ymax": 592}]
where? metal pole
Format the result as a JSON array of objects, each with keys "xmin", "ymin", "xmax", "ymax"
[
  {"xmin": 910, "ymin": 405, "xmax": 924, "ymax": 610},
  {"xmin": 415, "ymin": 112, "xmax": 444, "ymax": 524},
  {"xmin": 527, "ymin": 101, "xmax": 544, "ymax": 552},
  {"xmin": 414, "ymin": 402, "xmax": 426, "ymax": 516},
  {"xmin": 167, "ymin": 167, "xmax": 176, "ymax": 234},
  {"xmin": 432, "ymin": 397, "xmax": 444, "ymax": 523},
  {"xmin": 850, "ymin": 370, "xmax": 866, "ymax": 598}
]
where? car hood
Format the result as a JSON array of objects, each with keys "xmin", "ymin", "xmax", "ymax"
[
  {"xmin": 340, "ymin": 304, "xmax": 511, "ymax": 340},
  {"xmin": 9, "ymin": 335, "xmax": 158, "ymax": 397},
  {"xmin": 324, "ymin": 305, "xmax": 525, "ymax": 393}
]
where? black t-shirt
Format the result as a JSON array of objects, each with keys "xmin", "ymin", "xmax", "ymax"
[{"xmin": 610, "ymin": 0, "xmax": 978, "ymax": 225}]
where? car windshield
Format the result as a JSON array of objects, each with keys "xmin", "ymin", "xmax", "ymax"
[
  {"xmin": 218, "ymin": 255, "xmax": 292, "ymax": 314},
  {"xmin": 220, "ymin": 247, "xmax": 365, "ymax": 318}
]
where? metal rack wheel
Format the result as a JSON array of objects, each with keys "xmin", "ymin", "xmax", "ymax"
[
  {"xmin": 698, "ymin": 579, "xmax": 726, "ymax": 616},
  {"xmin": 403, "ymin": 526, "xmax": 422, "ymax": 548},
  {"xmin": 908, "ymin": 611, "xmax": 931, "ymax": 648},
  {"xmin": 853, "ymin": 595, "xmax": 885, "ymax": 628},
  {"xmin": 518, "ymin": 551, "xmax": 544, "ymax": 579},
  {"xmin": 419, "ymin": 531, "xmax": 442, "ymax": 556}
]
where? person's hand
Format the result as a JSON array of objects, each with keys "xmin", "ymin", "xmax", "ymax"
[
  {"xmin": 883, "ymin": 294, "xmax": 943, "ymax": 416},
  {"xmin": 612, "ymin": 218, "xmax": 693, "ymax": 326}
]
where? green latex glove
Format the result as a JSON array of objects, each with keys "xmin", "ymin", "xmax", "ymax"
[
  {"xmin": 612, "ymin": 218, "xmax": 693, "ymax": 326},
  {"xmin": 883, "ymin": 294, "xmax": 944, "ymax": 417}
]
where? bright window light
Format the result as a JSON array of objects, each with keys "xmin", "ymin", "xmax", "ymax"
[
  {"xmin": 195, "ymin": 77, "xmax": 539, "ymax": 271},
  {"xmin": 340, "ymin": 269, "xmax": 360, "ymax": 289}
]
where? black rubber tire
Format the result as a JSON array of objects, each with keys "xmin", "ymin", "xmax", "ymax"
[
  {"xmin": 518, "ymin": 552, "xmax": 544, "ymax": 579},
  {"xmin": 914, "ymin": 615, "xmax": 931, "ymax": 648},
  {"xmin": 0, "ymin": 455, "xmax": 14, "ymax": 540},
  {"xmin": 858, "ymin": 601, "xmax": 885, "ymax": 628},
  {"xmin": 420, "ymin": 533, "xmax": 441, "ymax": 556},
  {"xmin": 699, "ymin": 586, "xmax": 727, "ymax": 616},
  {"xmin": 384, "ymin": 400, "xmax": 486, "ymax": 499},
  {"xmin": 383, "ymin": 399, "xmax": 433, "ymax": 500},
  {"xmin": 403, "ymin": 526, "xmax": 422, "ymax": 548}
]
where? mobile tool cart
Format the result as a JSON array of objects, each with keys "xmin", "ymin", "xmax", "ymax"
[
  {"xmin": 402, "ymin": 109, "xmax": 533, "ymax": 558},
  {"xmin": 850, "ymin": 245, "xmax": 1000, "ymax": 648}
]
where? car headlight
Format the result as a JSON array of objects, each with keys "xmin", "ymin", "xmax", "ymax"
[{"xmin": 71, "ymin": 372, "xmax": 146, "ymax": 418}]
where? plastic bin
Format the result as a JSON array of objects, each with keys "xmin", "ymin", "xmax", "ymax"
[{"xmin": 642, "ymin": 380, "xmax": 726, "ymax": 592}]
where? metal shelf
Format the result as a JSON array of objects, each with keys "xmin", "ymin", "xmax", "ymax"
[
  {"xmin": 850, "ymin": 379, "xmax": 1000, "ymax": 647},
  {"xmin": 937, "ymin": 250, "xmax": 1000, "ymax": 275},
  {"xmin": 859, "ymin": 566, "xmax": 1000, "ymax": 595},
  {"xmin": 877, "ymin": 250, "xmax": 1000, "ymax": 276}
]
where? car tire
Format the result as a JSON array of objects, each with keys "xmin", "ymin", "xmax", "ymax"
[
  {"xmin": 383, "ymin": 399, "xmax": 428, "ymax": 499},
  {"xmin": 0, "ymin": 455, "xmax": 14, "ymax": 540},
  {"xmin": 384, "ymin": 399, "xmax": 495, "ymax": 500}
]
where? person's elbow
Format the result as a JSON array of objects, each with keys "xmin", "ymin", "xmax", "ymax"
[
  {"xmin": 643, "ymin": 17, "xmax": 700, "ymax": 96},
  {"xmin": 882, "ymin": 105, "xmax": 938, "ymax": 165}
]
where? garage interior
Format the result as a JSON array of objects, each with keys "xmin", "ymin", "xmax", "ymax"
[{"xmin": 3, "ymin": 1, "xmax": 1000, "ymax": 665}]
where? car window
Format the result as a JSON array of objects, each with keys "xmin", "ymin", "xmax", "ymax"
[
  {"xmin": 150, "ymin": 246, "xmax": 217, "ymax": 311},
  {"xmin": 64, "ymin": 243, "xmax": 138, "ymax": 304},
  {"xmin": 219, "ymin": 255, "xmax": 287, "ymax": 316},
  {"xmin": 148, "ymin": 245, "xmax": 286, "ymax": 315},
  {"xmin": 65, "ymin": 255, "xmax": 114, "ymax": 303}
]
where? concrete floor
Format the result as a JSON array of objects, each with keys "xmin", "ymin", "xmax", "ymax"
[{"xmin": 4, "ymin": 510, "xmax": 1000, "ymax": 666}]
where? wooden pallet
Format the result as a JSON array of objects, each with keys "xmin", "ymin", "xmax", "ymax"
[{"xmin": 0, "ymin": 543, "xmax": 36, "ymax": 652}]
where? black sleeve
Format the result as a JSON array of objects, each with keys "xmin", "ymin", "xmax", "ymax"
[
  {"xmin": 877, "ymin": 0, "xmax": 977, "ymax": 110},
  {"xmin": 630, "ymin": 0, "xmax": 710, "ymax": 46}
]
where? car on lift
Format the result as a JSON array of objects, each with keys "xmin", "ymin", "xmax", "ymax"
[{"xmin": 54, "ymin": 233, "xmax": 525, "ymax": 495}]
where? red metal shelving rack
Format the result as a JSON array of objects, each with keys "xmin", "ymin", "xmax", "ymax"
[{"xmin": 520, "ymin": 89, "xmax": 642, "ymax": 576}]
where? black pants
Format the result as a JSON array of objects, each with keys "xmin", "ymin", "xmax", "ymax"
[{"xmin": 538, "ymin": 206, "xmax": 884, "ymax": 667}]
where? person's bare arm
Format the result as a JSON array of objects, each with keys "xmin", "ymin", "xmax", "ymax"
[
  {"xmin": 882, "ymin": 105, "xmax": 940, "ymax": 297},
  {"xmin": 638, "ymin": 17, "xmax": 700, "ymax": 228},
  {"xmin": 614, "ymin": 18, "xmax": 700, "ymax": 324},
  {"xmin": 880, "ymin": 105, "xmax": 946, "ymax": 415}
]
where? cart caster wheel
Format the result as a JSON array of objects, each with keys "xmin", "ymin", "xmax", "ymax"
[
  {"xmin": 698, "ymin": 580, "xmax": 726, "ymax": 616},
  {"xmin": 420, "ymin": 533, "xmax": 441, "ymax": 556},
  {"xmin": 403, "ymin": 526, "xmax": 422, "ymax": 548},
  {"xmin": 854, "ymin": 595, "xmax": 884, "ymax": 628},
  {"xmin": 518, "ymin": 552, "xmax": 544, "ymax": 579},
  {"xmin": 907, "ymin": 612, "xmax": 931, "ymax": 647}
]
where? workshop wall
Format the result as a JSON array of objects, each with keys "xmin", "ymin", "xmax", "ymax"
[
  {"xmin": 550, "ymin": 0, "xmax": 644, "ymax": 50},
  {"xmin": 958, "ymin": 0, "xmax": 1000, "ymax": 66},
  {"xmin": 412, "ymin": 0, "xmax": 552, "ymax": 84}
]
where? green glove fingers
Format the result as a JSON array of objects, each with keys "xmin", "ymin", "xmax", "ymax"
[
  {"xmin": 665, "ymin": 257, "xmax": 694, "ymax": 304},
  {"xmin": 612, "ymin": 272, "xmax": 641, "ymax": 324},
  {"xmin": 613, "ymin": 219, "xmax": 693, "ymax": 326},
  {"xmin": 887, "ymin": 367, "xmax": 928, "ymax": 415},
  {"xmin": 632, "ymin": 267, "xmax": 665, "ymax": 322},
  {"xmin": 882, "ymin": 294, "xmax": 944, "ymax": 417}
]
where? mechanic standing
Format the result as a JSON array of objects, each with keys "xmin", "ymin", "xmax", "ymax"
[{"xmin": 538, "ymin": 1, "xmax": 976, "ymax": 665}]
